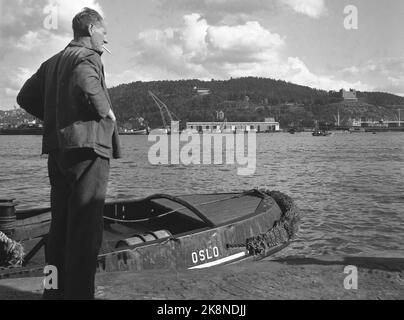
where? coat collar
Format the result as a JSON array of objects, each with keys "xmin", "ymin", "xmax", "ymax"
[{"xmin": 68, "ymin": 40, "xmax": 103, "ymax": 56}]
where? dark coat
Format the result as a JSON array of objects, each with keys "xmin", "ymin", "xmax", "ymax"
[{"xmin": 17, "ymin": 40, "xmax": 121, "ymax": 159}]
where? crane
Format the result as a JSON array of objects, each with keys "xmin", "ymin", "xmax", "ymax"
[{"xmin": 148, "ymin": 91, "xmax": 180, "ymax": 132}]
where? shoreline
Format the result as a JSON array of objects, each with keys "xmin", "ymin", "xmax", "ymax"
[{"xmin": 0, "ymin": 255, "xmax": 402, "ymax": 300}]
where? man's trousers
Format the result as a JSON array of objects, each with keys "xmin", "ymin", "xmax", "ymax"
[{"xmin": 43, "ymin": 149, "xmax": 109, "ymax": 300}]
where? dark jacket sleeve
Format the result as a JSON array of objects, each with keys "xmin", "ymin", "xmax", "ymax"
[
  {"xmin": 73, "ymin": 56, "xmax": 111, "ymax": 118},
  {"xmin": 16, "ymin": 70, "xmax": 44, "ymax": 120}
]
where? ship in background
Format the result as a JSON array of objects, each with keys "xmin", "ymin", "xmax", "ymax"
[
  {"xmin": 118, "ymin": 115, "xmax": 150, "ymax": 135},
  {"xmin": 0, "ymin": 122, "xmax": 43, "ymax": 135},
  {"xmin": 0, "ymin": 109, "xmax": 43, "ymax": 135}
]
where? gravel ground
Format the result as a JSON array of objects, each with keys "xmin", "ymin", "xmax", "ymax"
[{"xmin": 0, "ymin": 256, "xmax": 403, "ymax": 300}]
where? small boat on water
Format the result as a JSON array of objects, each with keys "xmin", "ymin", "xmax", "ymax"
[
  {"xmin": 0, "ymin": 189, "xmax": 300, "ymax": 278},
  {"xmin": 119, "ymin": 128, "xmax": 149, "ymax": 135},
  {"xmin": 349, "ymin": 127, "xmax": 366, "ymax": 133},
  {"xmin": 312, "ymin": 129, "xmax": 331, "ymax": 136}
]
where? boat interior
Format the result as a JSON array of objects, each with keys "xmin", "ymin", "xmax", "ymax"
[{"xmin": 101, "ymin": 193, "xmax": 263, "ymax": 249}]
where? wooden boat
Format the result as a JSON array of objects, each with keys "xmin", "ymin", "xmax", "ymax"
[{"xmin": 0, "ymin": 189, "xmax": 300, "ymax": 279}]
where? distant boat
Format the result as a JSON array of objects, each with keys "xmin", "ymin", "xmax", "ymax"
[
  {"xmin": 349, "ymin": 127, "xmax": 366, "ymax": 133},
  {"xmin": 120, "ymin": 128, "xmax": 149, "ymax": 135},
  {"xmin": 312, "ymin": 129, "xmax": 331, "ymax": 136}
]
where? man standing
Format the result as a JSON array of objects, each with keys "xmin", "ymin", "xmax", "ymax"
[{"xmin": 17, "ymin": 8, "xmax": 121, "ymax": 300}]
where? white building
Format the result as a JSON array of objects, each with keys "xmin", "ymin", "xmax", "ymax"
[
  {"xmin": 194, "ymin": 87, "xmax": 211, "ymax": 96},
  {"xmin": 341, "ymin": 89, "xmax": 358, "ymax": 101},
  {"xmin": 186, "ymin": 121, "xmax": 280, "ymax": 133}
]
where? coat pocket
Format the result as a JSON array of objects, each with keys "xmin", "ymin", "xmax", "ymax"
[{"xmin": 59, "ymin": 121, "xmax": 95, "ymax": 147}]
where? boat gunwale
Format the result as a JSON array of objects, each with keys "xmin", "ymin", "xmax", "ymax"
[
  {"xmin": 14, "ymin": 192, "xmax": 248, "ymax": 217},
  {"xmin": 13, "ymin": 191, "xmax": 270, "ymax": 241}
]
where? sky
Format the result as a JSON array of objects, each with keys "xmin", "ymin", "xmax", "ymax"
[{"xmin": 1, "ymin": 0, "xmax": 404, "ymax": 109}]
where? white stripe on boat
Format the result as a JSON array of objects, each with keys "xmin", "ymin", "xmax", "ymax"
[{"xmin": 188, "ymin": 252, "xmax": 246, "ymax": 269}]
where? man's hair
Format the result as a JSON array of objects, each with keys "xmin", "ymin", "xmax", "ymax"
[{"xmin": 72, "ymin": 7, "xmax": 103, "ymax": 38}]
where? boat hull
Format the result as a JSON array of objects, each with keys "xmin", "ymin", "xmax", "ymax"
[
  {"xmin": 98, "ymin": 196, "xmax": 282, "ymax": 272},
  {"xmin": 1, "ymin": 190, "xmax": 298, "ymax": 278}
]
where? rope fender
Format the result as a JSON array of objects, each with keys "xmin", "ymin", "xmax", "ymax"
[
  {"xmin": 0, "ymin": 231, "xmax": 24, "ymax": 268},
  {"xmin": 245, "ymin": 189, "xmax": 301, "ymax": 257}
]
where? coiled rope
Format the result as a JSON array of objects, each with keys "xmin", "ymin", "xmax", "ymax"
[
  {"xmin": 0, "ymin": 231, "xmax": 24, "ymax": 268},
  {"xmin": 226, "ymin": 190, "xmax": 301, "ymax": 257},
  {"xmin": 246, "ymin": 189, "xmax": 300, "ymax": 256}
]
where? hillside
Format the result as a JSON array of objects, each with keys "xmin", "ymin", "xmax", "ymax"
[
  {"xmin": 108, "ymin": 77, "xmax": 404, "ymax": 129},
  {"xmin": 357, "ymin": 91, "xmax": 404, "ymax": 107}
]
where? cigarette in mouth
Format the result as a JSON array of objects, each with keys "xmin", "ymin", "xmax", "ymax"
[{"xmin": 103, "ymin": 46, "xmax": 112, "ymax": 54}]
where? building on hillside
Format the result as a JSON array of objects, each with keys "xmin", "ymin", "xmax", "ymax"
[
  {"xmin": 340, "ymin": 89, "xmax": 358, "ymax": 101},
  {"xmin": 348, "ymin": 119, "xmax": 361, "ymax": 127},
  {"xmin": 194, "ymin": 87, "xmax": 211, "ymax": 96}
]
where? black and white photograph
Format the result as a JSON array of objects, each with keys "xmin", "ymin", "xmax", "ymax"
[{"xmin": 0, "ymin": 0, "xmax": 403, "ymax": 303}]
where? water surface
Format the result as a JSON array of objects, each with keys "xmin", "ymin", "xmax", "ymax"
[{"xmin": 0, "ymin": 132, "xmax": 403, "ymax": 258}]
